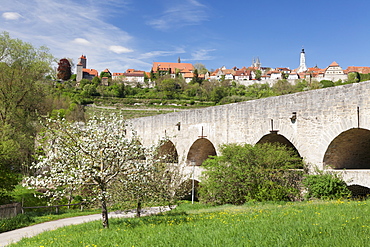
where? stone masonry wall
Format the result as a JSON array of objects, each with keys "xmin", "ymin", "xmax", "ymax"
[{"xmin": 129, "ymin": 81, "xmax": 370, "ymax": 186}]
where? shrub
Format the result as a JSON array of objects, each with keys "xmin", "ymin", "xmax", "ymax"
[
  {"xmin": 0, "ymin": 214, "xmax": 34, "ymax": 233},
  {"xmin": 302, "ymin": 171, "xmax": 351, "ymax": 200},
  {"xmin": 199, "ymin": 143, "xmax": 304, "ymax": 205},
  {"xmin": 320, "ymin": 80, "xmax": 334, "ymax": 88}
]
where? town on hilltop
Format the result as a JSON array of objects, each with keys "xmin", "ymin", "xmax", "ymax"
[{"xmin": 75, "ymin": 49, "xmax": 370, "ymax": 86}]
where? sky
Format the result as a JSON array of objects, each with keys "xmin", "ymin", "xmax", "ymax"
[{"xmin": 2, "ymin": 0, "xmax": 370, "ymax": 73}]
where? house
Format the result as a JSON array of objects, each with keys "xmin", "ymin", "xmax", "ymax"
[
  {"xmin": 112, "ymin": 72, "xmax": 124, "ymax": 80},
  {"xmin": 304, "ymin": 67, "xmax": 325, "ymax": 80},
  {"xmin": 76, "ymin": 55, "xmax": 98, "ymax": 82},
  {"xmin": 234, "ymin": 69, "xmax": 253, "ymax": 81},
  {"xmin": 151, "ymin": 62, "xmax": 194, "ymax": 78},
  {"xmin": 112, "ymin": 69, "xmax": 147, "ymax": 84},
  {"xmin": 151, "ymin": 61, "xmax": 208, "ymax": 83},
  {"xmin": 324, "ymin": 61, "xmax": 347, "ymax": 81},
  {"xmin": 270, "ymin": 70, "xmax": 282, "ymax": 80},
  {"xmin": 122, "ymin": 70, "xmax": 146, "ymax": 84},
  {"xmin": 288, "ymin": 72, "xmax": 299, "ymax": 80}
]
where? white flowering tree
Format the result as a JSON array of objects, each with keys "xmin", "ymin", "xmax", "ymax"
[
  {"xmin": 111, "ymin": 142, "xmax": 191, "ymax": 215},
  {"xmin": 25, "ymin": 114, "xmax": 157, "ymax": 228}
]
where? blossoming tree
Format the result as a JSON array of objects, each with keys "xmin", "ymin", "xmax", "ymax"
[{"xmin": 25, "ymin": 115, "xmax": 157, "ymax": 228}]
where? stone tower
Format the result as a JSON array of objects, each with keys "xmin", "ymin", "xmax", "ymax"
[
  {"xmin": 297, "ymin": 49, "xmax": 307, "ymax": 73},
  {"xmin": 76, "ymin": 55, "xmax": 87, "ymax": 82},
  {"xmin": 78, "ymin": 55, "xmax": 87, "ymax": 68}
]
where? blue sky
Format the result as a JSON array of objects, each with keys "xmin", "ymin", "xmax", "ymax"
[{"xmin": 2, "ymin": 0, "xmax": 370, "ymax": 73}]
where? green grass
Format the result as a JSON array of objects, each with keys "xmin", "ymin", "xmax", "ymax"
[
  {"xmin": 84, "ymin": 97, "xmax": 214, "ymax": 119},
  {"xmin": 0, "ymin": 208, "xmax": 100, "ymax": 233},
  {"xmin": 9, "ymin": 200, "xmax": 370, "ymax": 246},
  {"xmin": 85, "ymin": 106, "xmax": 178, "ymax": 119}
]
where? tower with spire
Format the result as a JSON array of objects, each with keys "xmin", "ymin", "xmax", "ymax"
[
  {"xmin": 251, "ymin": 57, "xmax": 261, "ymax": 68},
  {"xmin": 297, "ymin": 48, "xmax": 307, "ymax": 73}
]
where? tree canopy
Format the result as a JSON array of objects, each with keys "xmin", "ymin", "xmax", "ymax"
[
  {"xmin": 0, "ymin": 32, "xmax": 54, "ymax": 201},
  {"xmin": 25, "ymin": 115, "xmax": 159, "ymax": 228},
  {"xmin": 57, "ymin": 58, "xmax": 72, "ymax": 80}
]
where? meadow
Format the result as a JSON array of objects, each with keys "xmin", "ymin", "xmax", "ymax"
[{"xmin": 10, "ymin": 200, "xmax": 370, "ymax": 247}]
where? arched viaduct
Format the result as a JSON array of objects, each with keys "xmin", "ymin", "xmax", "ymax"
[{"xmin": 128, "ymin": 81, "xmax": 370, "ymax": 190}]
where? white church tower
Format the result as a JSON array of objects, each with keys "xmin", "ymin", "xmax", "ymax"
[{"xmin": 297, "ymin": 48, "xmax": 307, "ymax": 73}]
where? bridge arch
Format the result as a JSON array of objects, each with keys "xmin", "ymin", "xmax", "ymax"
[
  {"xmin": 256, "ymin": 131, "xmax": 301, "ymax": 157},
  {"xmin": 186, "ymin": 138, "xmax": 217, "ymax": 166},
  {"xmin": 323, "ymin": 128, "xmax": 370, "ymax": 169},
  {"xmin": 179, "ymin": 179, "xmax": 200, "ymax": 201},
  {"xmin": 157, "ymin": 140, "xmax": 178, "ymax": 163}
]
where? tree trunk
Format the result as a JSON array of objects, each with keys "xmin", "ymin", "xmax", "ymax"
[
  {"xmin": 101, "ymin": 187, "xmax": 109, "ymax": 228},
  {"xmin": 136, "ymin": 198, "xmax": 141, "ymax": 218}
]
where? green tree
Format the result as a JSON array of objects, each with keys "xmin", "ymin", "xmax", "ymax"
[
  {"xmin": 156, "ymin": 78, "xmax": 181, "ymax": 99},
  {"xmin": 0, "ymin": 31, "xmax": 54, "ymax": 179},
  {"xmin": 281, "ymin": 72, "xmax": 289, "ymax": 79},
  {"xmin": 100, "ymin": 71, "xmax": 112, "ymax": 78},
  {"xmin": 191, "ymin": 69, "xmax": 203, "ymax": 84},
  {"xmin": 210, "ymin": 86, "xmax": 228, "ymax": 103},
  {"xmin": 245, "ymin": 83, "xmax": 274, "ymax": 99},
  {"xmin": 254, "ymin": 70, "xmax": 262, "ymax": 80},
  {"xmin": 91, "ymin": 76, "xmax": 101, "ymax": 87},
  {"xmin": 347, "ymin": 72, "xmax": 359, "ymax": 83},
  {"xmin": 200, "ymin": 143, "xmax": 304, "ymax": 205},
  {"xmin": 272, "ymin": 79, "xmax": 295, "ymax": 95},
  {"xmin": 294, "ymin": 79, "xmax": 309, "ymax": 92},
  {"xmin": 0, "ymin": 126, "xmax": 21, "ymax": 203},
  {"xmin": 57, "ymin": 58, "xmax": 71, "ymax": 80},
  {"xmin": 193, "ymin": 63, "xmax": 208, "ymax": 75}
]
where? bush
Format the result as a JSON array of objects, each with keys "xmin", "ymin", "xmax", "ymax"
[
  {"xmin": 320, "ymin": 80, "xmax": 334, "ymax": 88},
  {"xmin": 199, "ymin": 143, "xmax": 304, "ymax": 205},
  {"xmin": 218, "ymin": 95, "xmax": 250, "ymax": 105},
  {"xmin": 302, "ymin": 171, "xmax": 351, "ymax": 200},
  {"xmin": 10, "ymin": 185, "xmax": 49, "ymax": 208},
  {"xmin": 0, "ymin": 213, "xmax": 34, "ymax": 233}
]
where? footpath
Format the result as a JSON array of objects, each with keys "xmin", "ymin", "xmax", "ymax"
[{"xmin": 0, "ymin": 206, "xmax": 172, "ymax": 247}]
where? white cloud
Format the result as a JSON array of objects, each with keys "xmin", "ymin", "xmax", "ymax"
[
  {"xmin": 140, "ymin": 48, "xmax": 186, "ymax": 59},
  {"xmin": 2, "ymin": 12, "xmax": 22, "ymax": 20},
  {"xmin": 180, "ymin": 49, "xmax": 216, "ymax": 62},
  {"xmin": 190, "ymin": 49, "xmax": 216, "ymax": 61},
  {"xmin": 0, "ymin": 0, "xmax": 141, "ymax": 72},
  {"xmin": 147, "ymin": 0, "xmax": 208, "ymax": 30},
  {"xmin": 109, "ymin": 45, "xmax": 134, "ymax": 54},
  {"xmin": 73, "ymin": 38, "xmax": 91, "ymax": 46}
]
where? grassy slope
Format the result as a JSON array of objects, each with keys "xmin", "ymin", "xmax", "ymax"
[{"xmin": 11, "ymin": 200, "xmax": 370, "ymax": 247}]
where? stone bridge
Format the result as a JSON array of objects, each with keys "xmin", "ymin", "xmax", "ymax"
[{"xmin": 129, "ymin": 81, "xmax": 370, "ymax": 191}]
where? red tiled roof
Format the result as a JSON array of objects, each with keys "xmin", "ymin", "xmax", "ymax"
[
  {"xmin": 329, "ymin": 61, "xmax": 339, "ymax": 67},
  {"xmin": 181, "ymin": 68, "xmax": 191, "ymax": 73},
  {"xmin": 183, "ymin": 72, "xmax": 194, "ymax": 78},
  {"xmin": 234, "ymin": 70, "xmax": 251, "ymax": 76},
  {"xmin": 123, "ymin": 71, "xmax": 145, "ymax": 77},
  {"xmin": 346, "ymin": 66, "xmax": 370, "ymax": 74},
  {"xmin": 82, "ymin": 68, "xmax": 98, "ymax": 77},
  {"xmin": 152, "ymin": 62, "xmax": 193, "ymax": 73}
]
